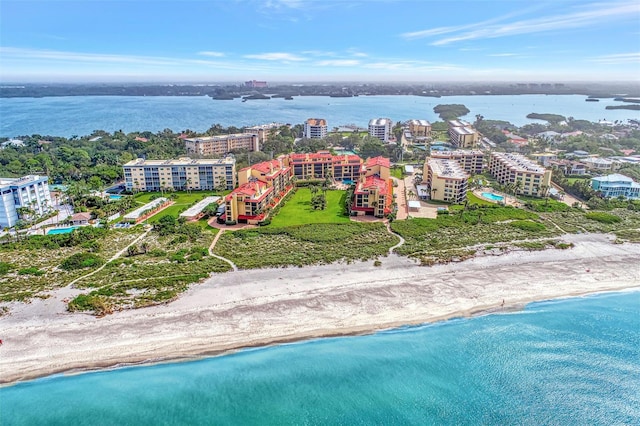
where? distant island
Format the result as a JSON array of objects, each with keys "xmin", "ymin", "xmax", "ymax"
[
  {"xmin": 606, "ymin": 105, "xmax": 640, "ymax": 111},
  {"xmin": 526, "ymin": 113, "xmax": 566, "ymax": 123}
]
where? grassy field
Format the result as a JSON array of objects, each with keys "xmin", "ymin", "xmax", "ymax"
[
  {"xmin": 270, "ymin": 189, "xmax": 350, "ymax": 227},
  {"xmin": 133, "ymin": 191, "xmax": 223, "ymax": 224},
  {"xmin": 390, "ymin": 166, "xmax": 404, "ymax": 179},
  {"xmin": 214, "ymin": 222, "xmax": 398, "ymax": 269},
  {"xmin": 567, "ymin": 177, "xmax": 588, "ymax": 184}
]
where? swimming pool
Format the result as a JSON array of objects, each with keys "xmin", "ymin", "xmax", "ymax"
[
  {"xmin": 481, "ymin": 192, "xmax": 504, "ymax": 202},
  {"xmin": 47, "ymin": 226, "xmax": 79, "ymax": 235},
  {"xmin": 109, "ymin": 195, "xmax": 122, "ymax": 201}
]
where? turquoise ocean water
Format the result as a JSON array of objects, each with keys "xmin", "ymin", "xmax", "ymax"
[
  {"xmin": 2, "ymin": 291, "xmax": 639, "ymax": 425},
  {"xmin": 2, "ymin": 94, "xmax": 639, "ymax": 138}
]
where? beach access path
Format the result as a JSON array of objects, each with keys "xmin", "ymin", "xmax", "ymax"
[{"xmin": 1, "ymin": 233, "xmax": 639, "ymax": 384}]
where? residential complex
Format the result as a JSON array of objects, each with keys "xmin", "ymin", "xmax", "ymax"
[
  {"xmin": 244, "ymin": 123, "xmax": 284, "ymax": 144},
  {"xmin": 0, "ymin": 175, "xmax": 52, "ymax": 228},
  {"xmin": 224, "ymin": 158, "xmax": 293, "ymax": 224},
  {"xmin": 368, "ymin": 118, "xmax": 393, "ymax": 142},
  {"xmin": 431, "ymin": 150, "xmax": 484, "ymax": 175},
  {"xmin": 488, "ymin": 152, "xmax": 552, "ymax": 197},
  {"xmin": 184, "ymin": 133, "xmax": 259, "ymax": 156},
  {"xmin": 352, "ymin": 157, "xmax": 393, "ymax": 218},
  {"xmin": 591, "ymin": 174, "xmax": 640, "ymax": 199},
  {"xmin": 123, "ymin": 157, "xmax": 236, "ymax": 192},
  {"xmin": 448, "ymin": 120, "xmax": 479, "ymax": 148},
  {"xmin": 407, "ymin": 119, "xmax": 432, "ymax": 139},
  {"xmin": 303, "ymin": 118, "xmax": 328, "ymax": 139},
  {"xmin": 423, "ymin": 159, "xmax": 468, "ymax": 203},
  {"xmin": 285, "ymin": 151, "xmax": 362, "ymax": 182}
]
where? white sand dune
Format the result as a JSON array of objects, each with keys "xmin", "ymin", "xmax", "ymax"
[{"xmin": 1, "ymin": 233, "xmax": 638, "ymax": 384}]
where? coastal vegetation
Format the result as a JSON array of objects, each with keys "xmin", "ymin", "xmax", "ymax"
[
  {"xmin": 213, "ymin": 222, "xmax": 398, "ymax": 269},
  {"xmin": 433, "ymin": 104, "xmax": 470, "ymax": 120},
  {"xmin": 526, "ymin": 113, "xmax": 566, "ymax": 123}
]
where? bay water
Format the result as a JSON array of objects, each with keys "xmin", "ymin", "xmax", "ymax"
[
  {"xmin": 2, "ymin": 291, "xmax": 639, "ymax": 425},
  {"xmin": 2, "ymin": 94, "xmax": 639, "ymax": 138}
]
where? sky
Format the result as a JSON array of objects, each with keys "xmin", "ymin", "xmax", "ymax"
[{"xmin": 0, "ymin": 0, "xmax": 639, "ymax": 83}]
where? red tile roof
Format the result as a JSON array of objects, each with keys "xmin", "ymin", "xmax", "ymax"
[
  {"xmin": 226, "ymin": 181, "xmax": 272, "ymax": 201},
  {"xmin": 365, "ymin": 156, "xmax": 390, "ymax": 168},
  {"xmin": 355, "ymin": 175, "xmax": 389, "ymax": 194}
]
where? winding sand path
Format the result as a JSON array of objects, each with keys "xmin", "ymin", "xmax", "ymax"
[{"xmin": 208, "ymin": 229, "xmax": 238, "ymax": 272}]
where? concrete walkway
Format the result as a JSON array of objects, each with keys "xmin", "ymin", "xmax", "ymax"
[{"xmin": 393, "ymin": 177, "xmax": 409, "ymax": 220}]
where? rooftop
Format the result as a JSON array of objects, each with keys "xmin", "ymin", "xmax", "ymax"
[
  {"xmin": 592, "ymin": 174, "xmax": 637, "ymax": 184},
  {"xmin": 365, "ymin": 156, "xmax": 391, "ymax": 169},
  {"xmin": 0, "ymin": 175, "xmax": 49, "ymax": 188},
  {"xmin": 180, "ymin": 196, "xmax": 221, "ymax": 218},
  {"xmin": 408, "ymin": 119, "xmax": 431, "ymax": 127},
  {"xmin": 355, "ymin": 175, "xmax": 389, "ymax": 194},
  {"xmin": 369, "ymin": 118, "xmax": 392, "ymax": 127},
  {"xmin": 306, "ymin": 118, "xmax": 327, "ymax": 126},
  {"xmin": 125, "ymin": 157, "xmax": 235, "ymax": 167},
  {"xmin": 184, "ymin": 133, "xmax": 255, "ymax": 142},
  {"xmin": 428, "ymin": 158, "xmax": 468, "ymax": 179},
  {"xmin": 491, "ymin": 152, "xmax": 547, "ymax": 174}
]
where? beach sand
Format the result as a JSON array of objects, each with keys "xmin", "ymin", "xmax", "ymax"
[{"xmin": 1, "ymin": 233, "xmax": 639, "ymax": 384}]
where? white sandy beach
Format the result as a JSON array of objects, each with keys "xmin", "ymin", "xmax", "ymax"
[{"xmin": 1, "ymin": 233, "xmax": 639, "ymax": 385}]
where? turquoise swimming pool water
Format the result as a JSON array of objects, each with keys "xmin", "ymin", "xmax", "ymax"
[
  {"xmin": 109, "ymin": 195, "xmax": 122, "ymax": 200},
  {"xmin": 47, "ymin": 226, "xmax": 78, "ymax": 235},
  {"xmin": 481, "ymin": 192, "xmax": 504, "ymax": 201}
]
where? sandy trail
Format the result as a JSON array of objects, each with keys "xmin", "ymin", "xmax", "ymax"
[{"xmin": 1, "ymin": 233, "xmax": 638, "ymax": 384}]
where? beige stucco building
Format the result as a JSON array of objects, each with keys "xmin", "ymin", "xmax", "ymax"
[
  {"xmin": 488, "ymin": 152, "xmax": 552, "ymax": 197},
  {"xmin": 448, "ymin": 120, "xmax": 479, "ymax": 148},
  {"xmin": 424, "ymin": 158, "xmax": 468, "ymax": 203},
  {"xmin": 184, "ymin": 133, "xmax": 259, "ymax": 156},
  {"xmin": 431, "ymin": 150, "xmax": 484, "ymax": 175}
]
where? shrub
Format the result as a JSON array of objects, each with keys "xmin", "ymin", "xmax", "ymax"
[
  {"xmin": 60, "ymin": 253, "xmax": 105, "ymax": 270},
  {"xmin": 509, "ymin": 220, "xmax": 546, "ymax": 232},
  {"xmin": 18, "ymin": 267, "xmax": 44, "ymax": 276},
  {"xmin": 585, "ymin": 212, "xmax": 621, "ymax": 224},
  {"xmin": 0, "ymin": 262, "xmax": 12, "ymax": 275}
]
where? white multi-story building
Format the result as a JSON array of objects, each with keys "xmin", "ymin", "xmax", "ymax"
[
  {"xmin": 488, "ymin": 152, "xmax": 552, "ymax": 197},
  {"xmin": 244, "ymin": 123, "xmax": 284, "ymax": 144},
  {"xmin": 123, "ymin": 157, "xmax": 236, "ymax": 192},
  {"xmin": 368, "ymin": 118, "xmax": 393, "ymax": 142},
  {"xmin": 303, "ymin": 118, "xmax": 328, "ymax": 139},
  {"xmin": 0, "ymin": 175, "xmax": 52, "ymax": 228},
  {"xmin": 424, "ymin": 159, "xmax": 468, "ymax": 203}
]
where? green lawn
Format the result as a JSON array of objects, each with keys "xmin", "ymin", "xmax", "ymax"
[
  {"xmin": 270, "ymin": 189, "xmax": 351, "ymax": 227},
  {"xmin": 567, "ymin": 177, "xmax": 588, "ymax": 184},
  {"xmin": 133, "ymin": 191, "xmax": 222, "ymax": 223},
  {"xmin": 465, "ymin": 191, "xmax": 495, "ymax": 206},
  {"xmin": 390, "ymin": 166, "xmax": 404, "ymax": 179}
]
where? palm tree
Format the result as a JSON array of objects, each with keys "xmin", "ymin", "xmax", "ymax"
[{"xmin": 431, "ymin": 187, "xmax": 438, "ymax": 200}]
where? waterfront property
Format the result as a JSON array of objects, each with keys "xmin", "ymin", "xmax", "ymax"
[
  {"xmin": 488, "ymin": 152, "xmax": 552, "ymax": 197},
  {"xmin": 448, "ymin": 120, "xmax": 479, "ymax": 148},
  {"xmin": 179, "ymin": 196, "xmax": 221, "ymax": 221},
  {"xmin": 582, "ymin": 157, "xmax": 614, "ymax": 171},
  {"xmin": 481, "ymin": 192, "xmax": 505, "ymax": 202},
  {"xmin": 285, "ymin": 151, "xmax": 363, "ymax": 182},
  {"xmin": 407, "ymin": 119, "xmax": 432, "ymax": 139},
  {"xmin": 123, "ymin": 197, "xmax": 173, "ymax": 224},
  {"xmin": 431, "ymin": 150, "xmax": 484, "ymax": 175},
  {"xmin": 303, "ymin": 118, "xmax": 328, "ymax": 139},
  {"xmin": 351, "ymin": 156, "xmax": 393, "ymax": 217},
  {"xmin": 547, "ymin": 159, "xmax": 587, "ymax": 176},
  {"xmin": 70, "ymin": 212, "xmax": 92, "ymax": 226},
  {"xmin": 243, "ymin": 122, "xmax": 284, "ymax": 144},
  {"xmin": 46, "ymin": 226, "xmax": 79, "ymax": 235},
  {"xmin": 368, "ymin": 118, "xmax": 393, "ymax": 142},
  {"xmin": 225, "ymin": 159, "xmax": 293, "ymax": 224},
  {"xmin": 184, "ymin": 133, "xmax": 258, "ymax": 156},
  {"xmin": 123, "ymin": 157, "xmax": 236, "ymax": 192},
  {"xmin": 591, "ymin": 174, "xmax": 640, "ymax": 199},
  {"xmin": 424, "ymin": 158, "xmax": 468, "ymax": 203},
  {"xmin": 0, "ymin": 174, "xmax": 52, "ymax": 228}
]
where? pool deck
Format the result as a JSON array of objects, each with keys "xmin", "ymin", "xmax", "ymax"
[{"xmin": 474, "ymin": 188, "xmax": 522, "ymax": 207}]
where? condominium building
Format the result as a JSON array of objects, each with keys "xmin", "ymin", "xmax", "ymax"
[
  {"xmin": 431, "ymin": 150, "xmax": 484, "ymax": 175},
  {"xmin": 244, "ymin": 123, "xmax": 284, "ymax": 144},
  {"xmin": 591, "ymin": 174, "xmax": 640, "ymax": 199},
  {"xmin": 123, "ymin": 157, "xmax": 236, "ymax": 192},
  {"xmin": 352, "ymin": 156, "xmax": 393, "ymax": 218},
  {"xmin": 0, "ymin": 175, "xmax": 52, "ymax": 228},
  {"xmin": 303, "ymin": 118, "xmax": 328, "ymax": 139},
  {"xmin": 184, "ymin": 133, "xmax": 259, "ymax": 156},
  {"xmin": 407, "ymin": 119, "xmax": 432, "ymax": 139},
  {"xmin": 368, "ymin": 118, "xmax": 393, "ymax": 142},
  {"xmin": 224, "ymin": 158, "xmax": 293, "ymax": 224},
  {"xmin": 448, "ymin": 120, "xmax": 479, "ymax": 148},
  {"xmin": 424, "ymin": 159, "xmax": 468, "ymax": 204},
  {"xmin": 285, "ymin": 151, "xmax": 363, "ymax": 182},
  {"xmin": 488, "ymin": 152, "xmax": 552, "ymax": 197}
]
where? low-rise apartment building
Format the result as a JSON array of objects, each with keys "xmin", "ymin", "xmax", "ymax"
[
  {"xmin": 123, "ymin": 157, "xmax": 236, "ymax": 192},
  {"xmin": 0, "ymin": 175, "xmax": 52, "ymax": 228},
  {"xmin": 244, "ymin": 123, "xmax": 284, "ymax": 144},
  {"xmin": 224, "ymin": 158, "xmax": 293, "ymax": 224},
  {"xmin": 184, "ymin": 133, "xmax": 259, "ymax": 156},
  {"xmin": 424, "ymin": 159, "xmax": 468, "ymax": 204},
  {"xmin": 488, "ymin": 152, "xmax": 552, "ymax": 197},
  {"xmin": 431, "ymin": 150, "xmax": 484, "ymax": 175},
  {"xmin": 591, "ymin": 174, "xmax": 640, "ymax": 199},
  {"xmin": 448, "ymin": 120, "xmax": 479, "ymax": 148},
  {"xmin": 407, "ymin": 119, "xmax": 432, "ymax": 139},
  {"xmin": 368, "ymin": 118, "xmax": 393, "ymax": 142},
  {"xmin": 285, "ymin": 151, "xmax": 363, "ymax": 182},
  {"xmin": 352, "ymin": 156, "xmax": 393, "ymax": 217},
  {"xmin": 303, "ymin": 118, "xmax": 328, "ymax": 139}
]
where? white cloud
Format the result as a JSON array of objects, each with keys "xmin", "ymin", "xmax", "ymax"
[
  {"xmin": 488, "ymin": 53, "xmax": 520, "ymax": 57},
  {"xmin": 244, "ymin": 52, "xmax": 307, "ymax": 61},
  {"xmin": 198, "ymin": 51, "xmax": 225, "ymax": 57},
  {"xmin": 589, "ymin": 52, "xmax": 640, "ymax": 64},
  {"xmin": 302, "ymin": 50, "xmax": 336, "ymax": 57},
  {"xmin": 400, "ymin": 1, "xmax": 640, "ymax": 46},
  {"xmin": 315, "ymin": 60, "xmax": 360, "ymax": 67}
]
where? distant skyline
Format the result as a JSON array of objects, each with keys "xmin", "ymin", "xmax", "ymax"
[{"xmin": 1, "ymin": 0, "xmax": 639, "ymax": 83}]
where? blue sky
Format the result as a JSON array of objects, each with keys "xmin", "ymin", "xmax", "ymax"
[{"xmin": 1, "ymin": 0, "xmax": 639, "ymax": 82}]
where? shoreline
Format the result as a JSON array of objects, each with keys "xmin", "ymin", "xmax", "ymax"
[{"xmin": 1, "ymin": 233, "xmax": 639, "ymax": 385}]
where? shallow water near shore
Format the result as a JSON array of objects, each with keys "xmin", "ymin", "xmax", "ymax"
[{"xmin": 2, "ymin": 291, "xmax": 639, "ymax": 425}]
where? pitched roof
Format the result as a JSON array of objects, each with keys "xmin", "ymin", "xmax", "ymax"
[{"xmin": 365, "ymin": 156, "xmax": 390, "ymax": 168}]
